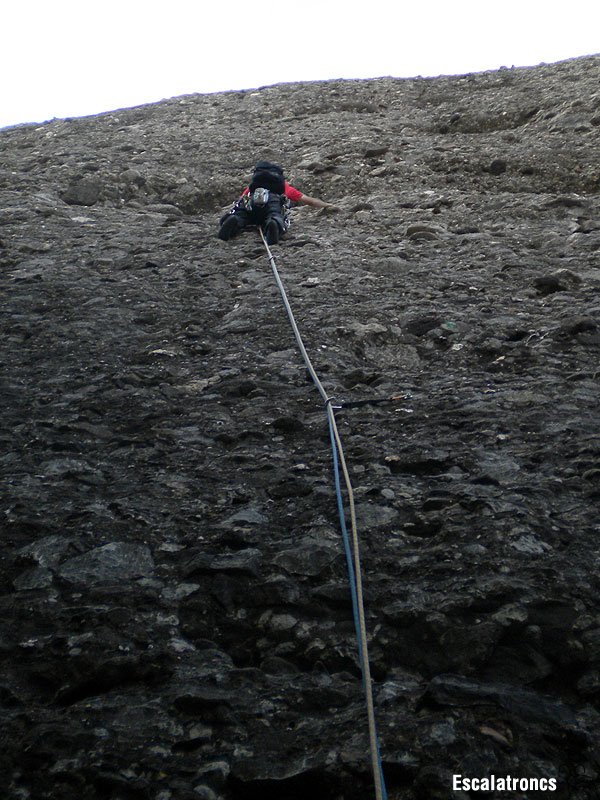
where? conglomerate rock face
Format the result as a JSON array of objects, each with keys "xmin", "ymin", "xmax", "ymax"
[{"xmin": 1, "ymin": 55, "xmax": 599, "ymax": 800}]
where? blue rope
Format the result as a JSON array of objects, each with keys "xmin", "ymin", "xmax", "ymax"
[
  {"xmin": 327, "ymin": 413, "xmax": 388, "ymax": 800},
  {"xmin": 260, "ymin": 229, "xmax": 387, "ymax": 800},
  {"xmin": 327, "ymin": 414, "xmax": 364, "ymax": 663}
]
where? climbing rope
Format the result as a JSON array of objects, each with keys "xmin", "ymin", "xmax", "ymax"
[{"xmin": 259, "ymin": 228, "xmax": 388, "ymax": 800}]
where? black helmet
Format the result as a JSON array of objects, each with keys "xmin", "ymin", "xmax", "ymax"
[
  {"xmin": 254, "ymin": 160, "xmax": 284, "ymax": 175},
  {"xmin": 250, "ymin": 161, "xmax": 286, "ymax": 194}
]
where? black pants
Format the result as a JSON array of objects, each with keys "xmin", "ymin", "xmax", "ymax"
[{"xmin": 220, "ymin": 193, "xmax": 287, "ymax": 237}]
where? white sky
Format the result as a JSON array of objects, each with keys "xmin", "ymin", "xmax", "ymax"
[{"xmin": 2, "ymin": 0, "xmax": 599, "ymax": 129}]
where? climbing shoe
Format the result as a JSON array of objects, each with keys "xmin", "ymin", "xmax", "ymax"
[
  {"xmin": 218, "ymin": 215, "xmax": 240, "ymax": 241},
  {"xmin": 265, "ymin": 219, "xmax": 280, "ymax": 245}
]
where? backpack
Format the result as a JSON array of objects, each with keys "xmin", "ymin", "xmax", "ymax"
[{"xmin": 249, "ymin": 161, "xmax": 286, "ymax": 195}]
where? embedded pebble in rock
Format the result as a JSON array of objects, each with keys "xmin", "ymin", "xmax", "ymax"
[{"xmin": 1, "ymin": 55, "xmax": 600, "ymax": 800}]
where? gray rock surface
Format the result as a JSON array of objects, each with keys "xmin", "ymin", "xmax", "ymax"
[{"xmin": 1, "ymin": 55, "xmax": 600, "ymax": 799}]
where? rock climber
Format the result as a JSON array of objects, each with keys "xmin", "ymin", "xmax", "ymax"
[{"xmin": 217, "ymin": 160, "xmax": 339, "ymax": 245}]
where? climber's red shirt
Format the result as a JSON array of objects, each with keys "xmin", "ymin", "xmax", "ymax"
[{"xmin": 241, "ymin": 181, "xmax": 303, "ymax": 202}]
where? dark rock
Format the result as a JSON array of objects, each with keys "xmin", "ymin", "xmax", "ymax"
[
  {"xmin": 260, "ymin": 656, "xmax": 300, "ymax": 674},
  {"xmin": 62, "ymin": 178, "xmax": 101, "ymax": 205},
  {"xmin": 272, "ymin": 416, "xmax": 304, "ymax": 433},
  {"xmin": 57, "ymin": 542, "xmax": 154, "ymax": 584},
  {"xmin": 425, "ymin": 674, "xmax": 580, "ymax": 730},
  {"xmin": 17, "ymin": 535, "xmax": 75, "ymax": 568},
  {"xmin": 557, "ymin": 315, "xmax": 597, "ymax": 337},
  {"xmin": 1, "ymin": 55, "xmax": 600, "ymax": 800},
  {"xmin": 184, "ymin": 548, "xmax": 263, "ymax": 578},
  {"xmin": 400, "ymin": 313, "xmax": 442, "ymax": 336},
  {"xmin": 355, "ymin": 503, "xmax": 398, "ymax": 529},
  {"xmin": 364, "ymin": 144, "xmax": 389, "ymax": 158},
  {"xmin": 222, "ymin": 507, "xmax": 267, "ymax": 526},
  {"xmin": 173, "ymin": 687, "xmax": 232, "ymax": 713},
  {"xmin": 272, "ymin": 543, "xmax": 340, "ymax": 576},
  {"xmin": 13, "ymin": 566, "xmax": 54, "ymax": 590},
  {"xmin": 406, "ymin": 223, "xmax": 447, "ymax": 240},
  {"xmin": 577, "ymin": 670, "xmax": 600, "ymax": 697},
  {"xmin": 385, "ymin": 451, "xmax": 451, "ymax": 475},
  {"xmin": 534, "ymin": 268, "xmax": 582, "ymax": 295},
  {"xmin": 193, "ymin": 786, "xmax": 220, "ymax": 800},
  {"xmin": 414, "ymin": 765, "xmax": 459, "ymax": 800},
  {"xmin": 488, "ymin": 158, "xmax": 508, "ymax": 175},
  {"xmin": 230, "ymin": 754, "xmax": 335, "ymax": 796}
]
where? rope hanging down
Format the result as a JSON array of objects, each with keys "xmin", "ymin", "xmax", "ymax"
[{"xmin": 259, "ymin": 229, "xmax": 388, "ymax": 800}]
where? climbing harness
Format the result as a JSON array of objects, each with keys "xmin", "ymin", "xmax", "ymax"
[{"xmin": 259, "ymin": 229, "xmax": 388, "ymax": 800}]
